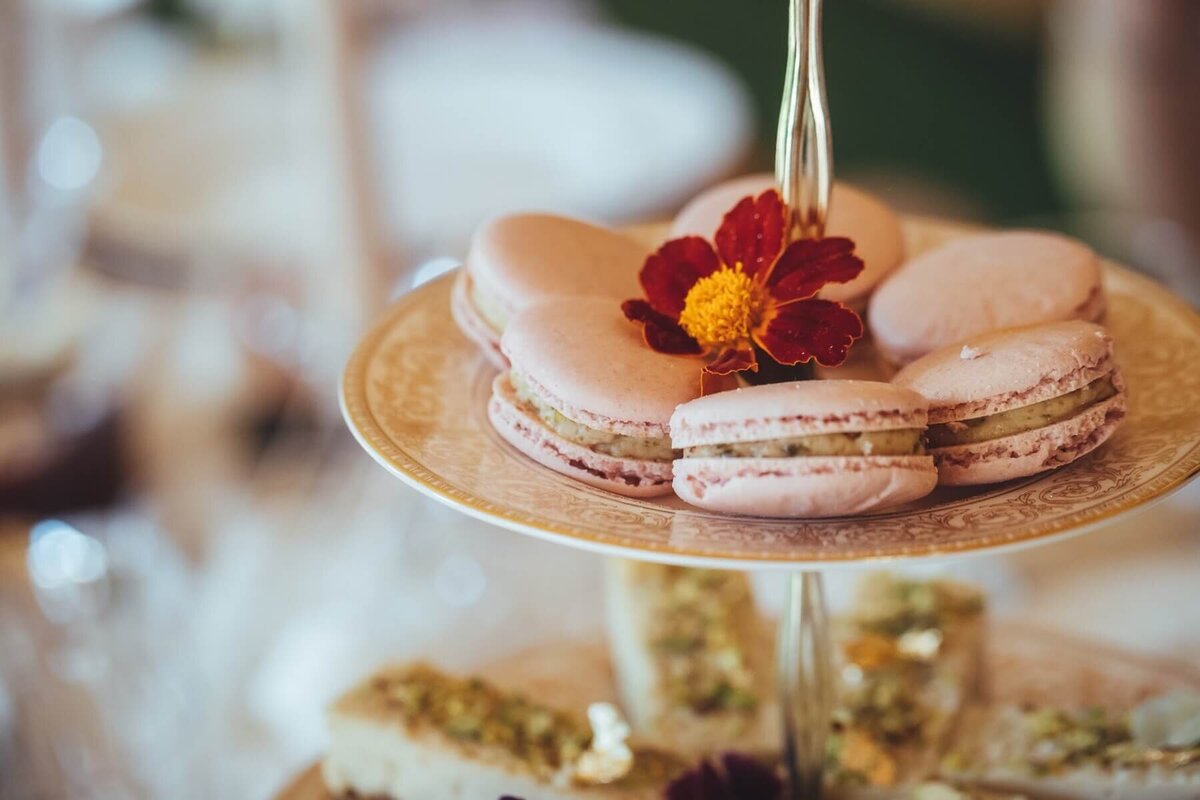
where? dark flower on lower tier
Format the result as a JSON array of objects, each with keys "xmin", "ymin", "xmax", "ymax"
[
  {"xmin": 664, "ymin": 752, "xmax": 784, "ymax": 800},
  {"xmin": 623, "ymin": 189, "xmax": 864, "ymax": 382}
]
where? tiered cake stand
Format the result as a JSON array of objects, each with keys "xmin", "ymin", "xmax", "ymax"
[
  {"xmin": 337, "ymin": 1, "xmax": 1200, "ymax": 796},
  {"xmin": 339, "ymin": 218, "xmax": 1200, "ymax": 797}
]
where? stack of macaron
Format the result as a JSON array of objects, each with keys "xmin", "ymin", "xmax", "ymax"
[
  {"xmin": 868, "ymin": 230, "xmax": 1105, "ymax": 367},
  {"xmin": 489, "ymin": 297, "xmax": 723, "ymax": 497},
  {"xmin": 452, "ymin": 184, "xmax": 1126, "ymax": 518},
  {"xmin": 669, "ymin": 380, "xmax": 938, "ymax": 517},
  {"xmin": 892, "ymin": 321, "xmax": 1126, "ymax": 486},
  {"xmin": 452, "ymin": 213, "xmax": 646, "ymax": 368}
]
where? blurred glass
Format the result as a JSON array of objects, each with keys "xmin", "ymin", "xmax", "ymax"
[
  {"xmin": 0, "ymin": 0, "xmax": 101, "ymax": 324},
  {"xmin": 0, "ymin": 1, "xmax": 129, "ymax": 516}
]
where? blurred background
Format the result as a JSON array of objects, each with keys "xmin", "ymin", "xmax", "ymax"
[{"xmin": 1, "ymin": 0, "xmax": 1198, "ymax": 797}]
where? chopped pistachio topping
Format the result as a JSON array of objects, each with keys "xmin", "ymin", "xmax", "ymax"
[
  {"xmin": 370, "ymin": 664, "xmax": 590, "ymax": 778},
  {"xmin": 829, "ymin": 577, "xmax": 985, "ymax": 787},
  {"xmin": 510, "ymin": 372, "xmax": 674, "ymax": 461},
  {"xmin": 1019, "ymin": 707, "xmax": 1200, "ymax": 775},
  {"xmin": 635, "ymin": 565, "xmax": 760, "ymax": 716},
  {"xmin": 685, "ymin": 429, "xmax": 924, "ymax": 459},
  {"xmin": 835, "ymin": 669, "xmax": 928, "ymax": 745},
  {"xmin": 927, "ymin": 376, "xmax": 1117, "ymax": 448},
  {"xmin": 365, "ymin": 664, "xmax": 686, "ymax": 786},
  {"xmin": 852, "ymin": 575, "xmax": 984, "ymax": 639}
]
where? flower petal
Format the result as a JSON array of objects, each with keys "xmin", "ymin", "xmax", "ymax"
[
  {"xmin": 663, "ymin": 753, "xmax": 781, "ymax": 800},
  {"xmin": 622, "ymin": 299, "xmax": 704, "ymax": 355},
  {"xmin": 721, "ymin": 753, "xmax": 784, "ymax": 800},
  {"xmin": 706, "ymin": 345, "xmax": 758, "ymax": 375},
  {"xmin": 714, "ymin": 190, "xmax": 786, "ymax": 280},
  {"xmin": 664, "ymin": 759, "xmax": 727, "ymax": 800},
  {"xmin": 754, "ymin": 299, "xmax": 864, "ymax": 367},
  {"xmin": 767, "ymin": 237, "xmax": 864, "ymax": 303},
  {"xmin": 641, "ymin": 237, "xmax": 720, "ymax": 317}
]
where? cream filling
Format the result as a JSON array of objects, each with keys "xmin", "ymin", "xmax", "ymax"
[
  {"xmin": 684, "ymin": 429, "xmax": 924, "ymax": 459},
  {"xmin": 469, "ymin": 277, "xmax": 511, "ymax": 332},
  {"xmin": 927, "ymin": 376, "xmax": 1117, "ymax": 449},
  {"xmin": 510, "ymin": 373, "xmax": 675, "ymax": 461}
]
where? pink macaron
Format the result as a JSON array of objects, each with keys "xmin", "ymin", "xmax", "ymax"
[
  {"xmin": 869, "ymin": 231, "xmax": 1106, "ymax": 366},
  {"xmin": 670, "ymin": 174, "xmax": 905, "ymax": 309},
  {"xmin": 453, "ymin": 214, "xmax": 646, "ymax": 369},
  {"xmin": 891, "ymin": 321, "xmax": 1126, "ymax": 486},
  {"xmin": 670, "ymin": 380, "xmax": 937, "ymax": 518},
  {"xmin": 489, "ymin": 297, "xmax": 715, "ymax": 497}
]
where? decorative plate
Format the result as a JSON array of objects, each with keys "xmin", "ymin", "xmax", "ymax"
[{"xmin": 341, "ymin": 219, "xmax": 1200, "ymax": 569}]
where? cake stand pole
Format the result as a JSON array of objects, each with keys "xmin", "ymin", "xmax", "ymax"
[
  {"xmin": 776, "ymin": 0, "xmax": 832, "ymax": 242},
  {"xmin": 777, "ymin": 571, "xmax": 834, "ymax": 799},
  {"xmin": 776, "ymin": 0, "xmax": 836, "ymax": 797}
]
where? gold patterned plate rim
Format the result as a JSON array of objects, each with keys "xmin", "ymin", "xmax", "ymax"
[{"xmin": 341, "ymin": 218, "xmax": 1200, "ymax": 569}]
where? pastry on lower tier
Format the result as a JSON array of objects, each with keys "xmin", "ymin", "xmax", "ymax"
[
  {"xmin": 941, "ymin": 695, "xmax": 1200, "ymax": 800},
  {"xmin": 603, "ymin": 561, "xmax": 777, "ymax": 758},
  {"xmin": 452, "ymin": 214, "xmax": 645, "ymax": 369},
  {"xmin": 322, "ymin": 663, "xmax": 688, "ymax": 800},
  {"xmin": 892, "ymin": 321, "xmax": 1126, "ymax": 486},
  {"xmin": 670, "ymin": 380, "xmax": 938, "ymax": 517},
  {"xmin": 830, "ymin": 574, "xmax": 987, "ymax": 794},
  {"xmin": 490, "ymin": 297, "xmax": 718, "ymax": 497},
  {"xmin": 602, "ymin": 567, "xmax": 987, "ymax": 795}
]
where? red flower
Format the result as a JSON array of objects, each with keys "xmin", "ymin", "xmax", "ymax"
[
  {"xmin": 664, "ymin": 752, "xmax": 784, "ymax": 800},
  {"xmin": 623, "ymin": 190, "xmax": 864, "ymax": 380}
]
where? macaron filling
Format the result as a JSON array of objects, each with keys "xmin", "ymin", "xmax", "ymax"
[
  {"xmin": 683, "ymin": 429, "xmax": 924, "ymax": 459},
  {"xmin": 926, "ymin": 376, "xmax": 1117, "ymax": 449},
  {"xmin": 469, "ymin": 275, "xmax": 510, "ymax": 333},
  {"xmin": 509, "ymin": 372, "xmax": 675, "ymax": 461}
]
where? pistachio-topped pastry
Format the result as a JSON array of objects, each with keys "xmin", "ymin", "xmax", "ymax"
[
  {"xmin": 322, "ymin": 662, "xmax": 688, "ymax": 800},
  {"xmin": 943, "ymin": 695, "xmax": 1200, "ymax": 800},
  {"xmin": 829, "ymin": 574, "xmax": 987, "ymax": 793},
  {"xmin": 851, "ymin": 573, "xmax": 985, "ymax": 640},
  {"xmin": 356, "ymin": 664, "xmax": 592, "ymax": 777},
  {"xmin": 604, "ymin": 561, "xmax": 776, "ymax": 758}
]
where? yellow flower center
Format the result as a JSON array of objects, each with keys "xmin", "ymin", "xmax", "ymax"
[{"xmin": 677, "ymin": 266, "xmax": 760, "ymax": 350}]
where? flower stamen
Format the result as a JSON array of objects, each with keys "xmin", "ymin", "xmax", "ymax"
[{"xmin": 677, "ymin": 267, "xmax": 760, "ymax": 351}]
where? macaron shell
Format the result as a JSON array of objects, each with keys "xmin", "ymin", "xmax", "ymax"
[
  {"xmin": 450, "ymin": 270, "xmax": 507, "ymax": 370},
  {"xmin": 892, "ymin": 321, "xmax": 1116, "ymax": 423},
  {"xmin": 488, "ymin": 375, "xmax": 674, "ymax": 498},
  {"xmin": 673, "ymin": 455, "xmax": 938, "ymax": 518},
  {"xmin": 869, "ymin": 231, "xmax": 1105, "ymax": 365},
  {"xmin": 502, "ymin": 297, "xmax": 709, "ymax": 436},
  {"xmin": 932, "ymin": 391, "xmax": 1126, "ymax": 486},
  {"xmin": 670, "ymin": 380, "xmax": 929, "ymax": 448},
  {"xmin": 669, "ymin": 174, "xmax": 905, "ymax": 306},
  {"xmin": 467, "ymin": 214, "xmax": 645, "ymax": 320}
]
